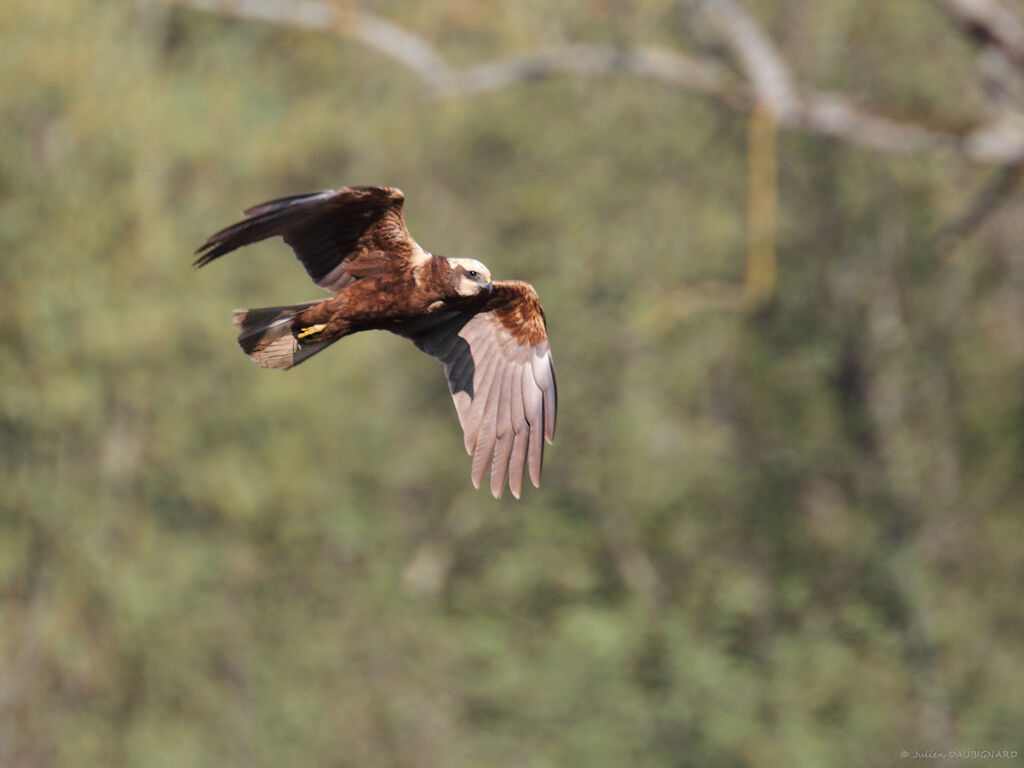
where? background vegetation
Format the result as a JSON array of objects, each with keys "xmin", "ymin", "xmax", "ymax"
[{"xmin": 3, "ymin": 0, "xmax": 1024, "ymax": 765}]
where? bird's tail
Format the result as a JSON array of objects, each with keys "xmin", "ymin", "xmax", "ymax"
[{"xmin": 232, "ymin": 300, "xmax": 337, "ymax": 370}]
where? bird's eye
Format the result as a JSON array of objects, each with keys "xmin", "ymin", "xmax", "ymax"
[{"xmin": 467, "ymin": 270, "xmax": 479, "ymax": 278}]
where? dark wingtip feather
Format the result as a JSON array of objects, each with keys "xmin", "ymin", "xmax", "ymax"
[
  {"xmin": 190, "ymin": 203, "xmax": 293, "ymax": 268},
  {"xmin": 192, "ymin": 246, "xmax": 219, "ymax": 268},
  {"xmin": 192, "ymin": 239, "xmax": 236, "ymax": 268}
]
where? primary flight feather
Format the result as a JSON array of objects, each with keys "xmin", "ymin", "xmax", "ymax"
[{"xmin": 195, "ymin": 185, "xmax": 556, "ymax": 499}]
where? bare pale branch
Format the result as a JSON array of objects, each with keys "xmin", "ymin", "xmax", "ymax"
[
  {"xmin": 170, "ymin": 0, "xmax": 338, "ymax": 32},
  {"xmin": 166, "ymin": 0, "xmax": 735, "ymax": 98},
  {"xmin": 799, "ymin": 91, "xmax": 963, "ymax": 154},
  {"xmin": 166, "ymin": 0, "xmax": 454, "ymax": 86},
  {"xmin": 690, "ymin": 0, "xmax": 801, "ymax": 120},
  {"xmin": 166, "ymin": 0, "xmax": 1024, "ymax": 163},
  {"xmin": 440, "ymin": 45, "xmax": 735, "ymax": 99},
  {"xmin": 347, "ymin": 11, "xmax": 453, "ymax": 88}
]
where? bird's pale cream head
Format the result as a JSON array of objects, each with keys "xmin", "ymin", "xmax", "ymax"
[{"xmin": 450, "ymin": 258, "xmax": 493, "ymax": 297}]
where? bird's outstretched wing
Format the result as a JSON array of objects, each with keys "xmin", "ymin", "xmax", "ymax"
[
  {"xmin": 396, "ymin": 281, "xmax": 557, "ymax": 499},
  {"xmin": 194, "ymin": 186, "xmax": 424, "ymax": 291}
]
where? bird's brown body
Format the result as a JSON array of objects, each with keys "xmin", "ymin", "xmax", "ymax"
[
  {"xmin": 294, "ymin": 253, "xmax": 486, "ymax": 337},
  {"xmin": 196, "ymin": 185, "xmax": 555, "ymax": 498}
]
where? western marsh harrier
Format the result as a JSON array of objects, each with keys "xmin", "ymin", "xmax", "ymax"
[{"xmin": 195, "ymin": 186, "xmax": 556, "ymax": 499}]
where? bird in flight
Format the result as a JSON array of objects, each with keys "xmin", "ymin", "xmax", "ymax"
[{"xmin": 195, "ymin": 185, "xmax": 556, "ymax": 498}]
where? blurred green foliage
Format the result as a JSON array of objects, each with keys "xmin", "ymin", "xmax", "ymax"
[{"xmin": 3, "ymin": 0, "xmax": 1024, "ymax": 765}]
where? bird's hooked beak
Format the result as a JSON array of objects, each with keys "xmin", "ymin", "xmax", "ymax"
[{"xmin": 485, "ymin": 279, "xmax": 494, "ymax": 294}]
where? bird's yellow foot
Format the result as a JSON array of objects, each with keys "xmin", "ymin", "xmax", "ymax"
[{"xmin": 297, "ymin": 323, "xmax": 327, "ymax": 340}]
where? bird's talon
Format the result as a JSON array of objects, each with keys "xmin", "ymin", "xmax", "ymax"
[{"xmin": 297, "ymin": 323, "xmax": 326, "ymax": 339}]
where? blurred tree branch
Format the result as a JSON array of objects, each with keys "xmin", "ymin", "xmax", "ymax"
[
  {"xmin": 692, "ymin": 0, "xmax": 801, "ymax": 121},
  {"xmin": 168, "ymin": 0, "xmax": 1024, "ymax": 163},
  {"xmin": 165, "ymin": 0, "xmax": 738, "ymax": 99}
]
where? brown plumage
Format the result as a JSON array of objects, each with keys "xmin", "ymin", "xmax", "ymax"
[{"xmin": 195, "ymin": 185, "xmax": 556, "ymax": 498}]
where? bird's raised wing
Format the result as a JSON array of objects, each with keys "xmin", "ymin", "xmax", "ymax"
[
  {"xmin": 397, "ymin": 281, "xmax": 556, "ymax": 499},
  {"xmin": 194, "ymin": 186, "xmax": 424, "ymax": 291}
]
